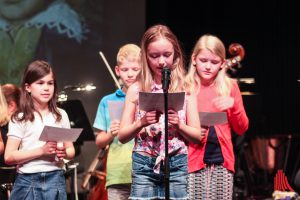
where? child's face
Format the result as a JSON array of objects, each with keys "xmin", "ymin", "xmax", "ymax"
[
  {"xmin": 146, "ymin": 38, "xmax": 174, "ymax": 82},
  {"xmin": 0, "ymin": 0, "xmax": 44, "ymax": 21},
  {"xmin": 25, "ymin": 72, "xmax": 54, "ymax": 108},
  {"xmin": 193, "ymin": 49, "xmax": 225, "ymax": 85},
  {"xmin": 115, "ymin": 60, "xmax": 141, "ymax": 89}
]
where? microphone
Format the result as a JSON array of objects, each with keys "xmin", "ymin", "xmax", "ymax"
[{"xmin": 162, "ymin": 67, "xmax": 171, "ymax": 92}]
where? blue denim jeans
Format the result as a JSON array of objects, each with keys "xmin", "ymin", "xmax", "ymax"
[
  {"xmin": 10, "ymin": 170, "xmax": 67, "ymax": 200},
  {"xmin": 130, "ymin": 152, "xmax": 188, "ymax": 200},
  {"xmin": 107, "ymin": 184, "xmax": 131, "ymax": 200}
]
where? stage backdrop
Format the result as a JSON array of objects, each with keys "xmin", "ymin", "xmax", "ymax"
[{"xmin": 0, "ymin": 0, "xmax": 146, "ymax": 126}]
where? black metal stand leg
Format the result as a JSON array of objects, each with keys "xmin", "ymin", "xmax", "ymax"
[
  {"xmin": 1, "ymin": 183, "xmax": 13, "ymax": 199},
  {"xmin": 164, "ymin": 91, "xmax": 169, "ymax": 200},
  {"xmin": 162, "ymin": 67, "xmax": 171, "ymax": 200}
]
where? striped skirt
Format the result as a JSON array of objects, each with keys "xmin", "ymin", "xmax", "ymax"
[{"xmin": 187, "ymin": 165, "xmax": 233, "ymax": 200}]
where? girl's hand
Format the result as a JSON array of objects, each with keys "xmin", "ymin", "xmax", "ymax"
[
  {"xmin": 168, "ymin": 109, "xmax": 180, "ymax": 129},
  {"xmin": 200, "ymin": 125, "xmax": 209, "ymax": 140},
  {"xmin": 110, "ymin": 120, "xmax": 120, "ymax": 136},
  {"xmin": 42, "ymin": 141, "xmax": 57, "ymax": 156},
  {"xmin": 56, "ymin": 143, "xmax": 66, "ymax": 160},
  {"xmin": 212, "ymin": 96, "xmax": 234, "ymax": 111},
  {"xmin": 140, "ymin": 110, "xmax": 161, "ymax": 127}
]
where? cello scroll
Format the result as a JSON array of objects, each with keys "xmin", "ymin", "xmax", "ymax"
[{"xmin": 226, "ymin": 43, "xmax": 245, "ymax": 70}]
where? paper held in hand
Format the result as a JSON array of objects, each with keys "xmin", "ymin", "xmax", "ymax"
[
  {"xmin": 107, "ymin": 101, "xmax": 124, "ymax": 121},
  {"xmin": 199, "ymin": 112, "xmax": 228, "ymax": 126},
  {"xmin": 39, "ymin": 126, "xmax": 83, "ymax": 142},
  {"xmin": 139, "ymin": 92, "xmax": 185, "ymax": 113}
]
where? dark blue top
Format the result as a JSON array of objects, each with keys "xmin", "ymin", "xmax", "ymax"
[{"xmin": 203, "ymin": 126, "xmax": 224, "ymax": 165}]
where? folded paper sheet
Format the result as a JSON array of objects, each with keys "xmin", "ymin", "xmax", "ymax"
[
  {"xmin": 39, "ymin": 126, "xmax": 83, "ymax": 142},
  {"xmin": 139, "ymin": 92, "xmax": 185, "ymax": 113},
  {"xmin": 108, "ymin": 101, "xmax": 125, "ymax": 121},
  {"xmin": 199, "ymin": 112, "xmax": 228, "ymax": 126}
]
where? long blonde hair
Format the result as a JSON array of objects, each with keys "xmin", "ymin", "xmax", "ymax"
[
  {"xmin": 139, "ymin": 24, "xmax": 186, "ymax": 92},
  {"xmin": 185, "ymin": 34, "xmax": 232, "ymax": 96}
]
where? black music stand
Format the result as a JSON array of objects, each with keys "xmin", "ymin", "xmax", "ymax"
[
  {"xmin": 58, "ymin": 99, "xmax": 95, "ymax": 146},
  {"xmin": 58, "ymin": 100, "xmax": 94, "ymax": 200}
]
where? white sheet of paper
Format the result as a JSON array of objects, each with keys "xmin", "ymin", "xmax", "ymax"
[
  {"xmin": 39, "ymin": 126, "xmax": 83, "ymax": 142},
  {"xmin": 199, "ymin": 112, "xmax": 228, "ymax": 126},
  {"xmin": 108, "ymin": 101, "xmax": 124, "ymax": 121},
  {"xmin": 139, "ymin": 92, "xmax": 185, "ymax": 113}
]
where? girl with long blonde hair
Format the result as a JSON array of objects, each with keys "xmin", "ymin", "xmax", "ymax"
[
  {"xmin": 119, "ymin": 24, "xmax": 202, "ymax": 200},
  {"xmin": 186, "ymin": 34, "xmax": 249, "ymax": 199}
]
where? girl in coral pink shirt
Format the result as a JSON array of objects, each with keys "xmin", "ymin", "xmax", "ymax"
[{"xmin": 185, "ymin": 34, "xmax": 249, "ymax": 199}]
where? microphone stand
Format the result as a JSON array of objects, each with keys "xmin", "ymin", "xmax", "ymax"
[
  {"xmin": 164, "ymin": 88, "xmax": 170, "ymax": 200},
  {"xmin": 162, "ymin": 67, "xmax": 170, "ymax": 200}
]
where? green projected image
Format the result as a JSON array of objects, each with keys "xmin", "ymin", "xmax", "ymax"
[{"xmin": 0, "ymin": 0, "xmax": 91, "ymax": 85}]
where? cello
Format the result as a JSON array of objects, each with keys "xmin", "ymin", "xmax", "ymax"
[{"xmin": 83, "ymin": 146, "xmax": 108, "ymax": 200}]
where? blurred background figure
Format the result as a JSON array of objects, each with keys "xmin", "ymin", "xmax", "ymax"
[
  {"xmin": 0, "ymin": 84, "xmax": 20, "ymax": 200},
  {"xmin": 0, "ymin": 84, "xmax": 20, "ymax": 159},
  {"xmin": 0, "ymin": 86, "xmax": 7, "ymax": 156}
]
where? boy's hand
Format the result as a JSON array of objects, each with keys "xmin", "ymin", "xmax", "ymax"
[{"xmin": 110, "ymin": 120, "xmax": 120, "ymax": 136}]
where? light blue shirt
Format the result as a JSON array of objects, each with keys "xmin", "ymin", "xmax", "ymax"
[
  {"xmin": 93, "ymin": 88, "xmax": 134, "ymax": 187},
  {"xmin": 93, "ymin": 89, "xmax": 125, "ymax": 131}
]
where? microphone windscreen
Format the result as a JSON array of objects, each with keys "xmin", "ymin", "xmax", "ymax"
[{"xmin": 161, "ymin": 67, "xmax": 171, "ymax": 91}]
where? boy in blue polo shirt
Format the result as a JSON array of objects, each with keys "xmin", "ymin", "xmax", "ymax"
[{"xmin": 93, "ymin": 44, "xmax": 141, "ymax": 200}]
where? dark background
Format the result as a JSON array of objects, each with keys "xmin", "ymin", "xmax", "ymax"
[
  {"xmin": 146, "ymin": 0, "xmax": 300, "ymax": 136},
  {"xmin": 146, "ymin": 0, "xmax": 300, "ymax": 196}
]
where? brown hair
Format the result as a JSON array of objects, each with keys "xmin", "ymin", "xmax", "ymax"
[
  {"xmin": 0, "ymin": 84, "xmax": 20, "ymax": 126},
  {"xmin": 1, "ymin": 84, "xmax": 20, "ymax": 107},
  {"xmin": 0, "ymin": 87, "xmax": 8, "ymax": 126},
  {"xmin": 12, "ymin": 60, "xmax": 62, "ymax": 122}
]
